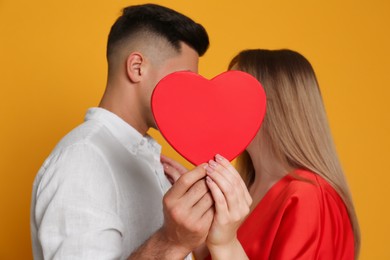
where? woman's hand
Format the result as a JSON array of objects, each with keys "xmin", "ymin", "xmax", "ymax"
[
  {"xmin": 205, "ymin": 154, "xmax": 252, "ymax": 259},
  {"xmin": 161, "ymin": 154, "xmax": 188, "ymax": 184}
]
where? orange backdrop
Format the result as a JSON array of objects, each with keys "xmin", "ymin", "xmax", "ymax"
[{"xmin": 1, "ymin": 0, "xmax": 389, "ymax": 259}]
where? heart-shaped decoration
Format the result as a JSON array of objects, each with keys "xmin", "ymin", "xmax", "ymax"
[{"xmin": 152, "ymin": 70, "xmax": 266, "ymax": 165}]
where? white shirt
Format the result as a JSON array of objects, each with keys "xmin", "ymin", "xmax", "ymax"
[{"xmin": 30, "ymin": 107, "xmax": 181, "ymax": 259}]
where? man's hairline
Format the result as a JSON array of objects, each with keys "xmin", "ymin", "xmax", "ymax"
[{"xmin": 108, "ymin": 31, "xmax": 184, "ymax": 67}]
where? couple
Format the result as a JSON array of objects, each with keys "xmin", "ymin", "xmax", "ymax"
[{"xmin": 30, "ymin": 4, "xmax": 360, "ymax": 260}]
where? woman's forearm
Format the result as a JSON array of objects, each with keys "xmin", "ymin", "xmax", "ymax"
[{"xmin": 208, "ymin": 239, "xmax": 248, "ymax": 260}]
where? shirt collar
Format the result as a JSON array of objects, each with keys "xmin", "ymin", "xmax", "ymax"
[{"xmin": 84, "ymin": 107, "xmax": 161, "ymax": 155}]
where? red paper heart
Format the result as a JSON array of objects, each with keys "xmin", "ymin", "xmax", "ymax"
[{"xmin": 151, "ymin": 70, "xmax": 266, "ymax": 165}]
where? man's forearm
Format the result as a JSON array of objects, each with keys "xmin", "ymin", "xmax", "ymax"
[{"xmin": 128, "ymin": 228, "xmax": 190, "ymax": 260}]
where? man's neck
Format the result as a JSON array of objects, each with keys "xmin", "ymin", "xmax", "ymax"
[{"xmin": 99, "ymin": 87, "xmax": 148, "ymax": 136}]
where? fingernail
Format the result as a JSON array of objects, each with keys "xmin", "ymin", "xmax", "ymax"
[
  {"xmin": 215, "ymin": 154, "xmax": 224, "ymax": 162},
  {"xmin": 206, "ymin": 176, "xmax": 213, "ymax": 184},
  {"xmin": 208, "ymin": 160, "xmax": 218, "ymax": 168},
  {"xmin": 206, "ymin": 166, "xmax": 214, "ymax": 173}
]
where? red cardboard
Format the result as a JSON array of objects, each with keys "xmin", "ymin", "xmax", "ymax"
[{"xmin": 151, "ymin": 70, "xmax": 266, "ymax": 165}]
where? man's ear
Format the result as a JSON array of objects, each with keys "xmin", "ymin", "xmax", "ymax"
[{"xmin": 126, "ymin": 52, "xmax": 144, "ymax": 83}]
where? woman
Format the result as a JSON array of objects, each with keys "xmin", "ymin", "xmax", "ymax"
[{"xmin": 162, "ymin": 49, "xmax": 360, "ymax": 259}]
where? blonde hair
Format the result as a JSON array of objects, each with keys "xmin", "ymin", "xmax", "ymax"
[{"xmin": 230, "ymin": 49, "xmax": 360, "ymax": 257}]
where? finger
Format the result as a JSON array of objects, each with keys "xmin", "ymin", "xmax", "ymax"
[
  {"xmin": 212, "ymin": 163, "xmax": 251, "ymax": 208},
  {"xmin": 167, "ymin": 164, "xmax": 207, "ymax": 198},
  {"xmin": 209, "ymin": 157, "xmax": 252, "ymax": 221},
  {"xmin": 214, "ymin": 154, "xmax": 246, "ymax": 192},
  {"xmin": 207, "ymin": 169, "xmax": 251, "ymax": 223},
  {"xmin": 182, "ymin": 178, "xmax": 209, "ymax": 207},
  {"xmin": 215, "ymin": 154, "xmax": 252, "ymax": 206},
  {"xmin": 215, "ymin": 154, "xmax": 240, "ymax": 176},
  {"xmin": 192, "ymin": 206, "xmax": 214, "ymax": 236},
  {"xmin": 161, "ymin": 154, "xmax": 188, "ymax": 175},
  {"xmin": 200, "ymin": 206, "xmax": 214, "ymax": 226},
  {"xmin": 208, "ymin": 159, "xmax": 235, "ymax": 187},
  {"xmin": 206, "ymin": 164, "xmax": 241, "ymax": 212},
  {"xmin": 190, "ymin": 191, "xmax": 214, "ymax": 220},
  {"xmin": 243, "ymin": 188, "xmax": 253, "ymax": 208},
  {"xmin": 205, "ymin": 176, "xmax": 228, "ymax": 215},
  {"xmin": 162, "ymin": 163, "xmax": 181, "ymax": 184}
]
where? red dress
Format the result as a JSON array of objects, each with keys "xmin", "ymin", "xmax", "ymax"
[{"xmin": 207, "ymin": 169, "xmax": 355, "ymax": 259}]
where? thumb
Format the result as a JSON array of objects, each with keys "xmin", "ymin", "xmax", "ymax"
[{"xmin": 163, "ymin": 163, "xmax": 182, "ymax": 184}]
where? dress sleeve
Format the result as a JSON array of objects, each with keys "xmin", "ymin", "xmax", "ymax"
[
  {"xmin": 269, "ymin": 184, "xmax": 322, "ymax": 259},
  {"xmin": 34, "ymin": 143, "xmax": 124, "ymax": 260}
]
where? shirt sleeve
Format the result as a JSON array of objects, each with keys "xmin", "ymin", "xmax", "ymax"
[
  {"xmin": 33, "ymin": 143, "xmax": 124, "ymax": 260},
  {"xmin": 269, "ymin": 184, "xmax": 322, "ymax": 259}
]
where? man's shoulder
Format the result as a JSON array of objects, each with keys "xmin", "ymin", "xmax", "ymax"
[
  {"xmin": 39, "ymin": 120, "xmax": 114, "ymax": 167},
  {"xmin": 55, "ymin": 119, "xmax": 107, "ymax": 150}
]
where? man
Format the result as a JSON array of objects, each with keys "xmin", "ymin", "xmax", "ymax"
[{"xmin": 31, "ymin": 4, "xmax": 213, "ymax": 259}]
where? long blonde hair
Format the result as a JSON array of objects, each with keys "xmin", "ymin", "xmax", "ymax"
[{"xmin": 230, "ymin": 49, "xmax": 360, "ymax": 257}]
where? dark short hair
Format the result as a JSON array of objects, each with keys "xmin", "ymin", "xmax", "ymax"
[{"xmin": 107, "ymin": 4, "xmax": 209, "ymax": 60}]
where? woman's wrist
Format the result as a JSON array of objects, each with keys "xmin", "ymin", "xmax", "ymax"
[{"xmin": 207, "ymin": 238, "xmax": 248, "ymax": 260}]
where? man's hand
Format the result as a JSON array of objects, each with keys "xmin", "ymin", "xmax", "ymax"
[
  {"xmin": 129, "ymin": 164, "xmax": 214, "ymax": 260},
  {"xmin": 160, "ymin": 164, "xmax": 214, "ymax": 257}
]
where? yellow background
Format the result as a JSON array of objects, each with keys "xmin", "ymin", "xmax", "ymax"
[{"xmin": 1, "ymin": 0, "xmax": 389, "ymax": 259}]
